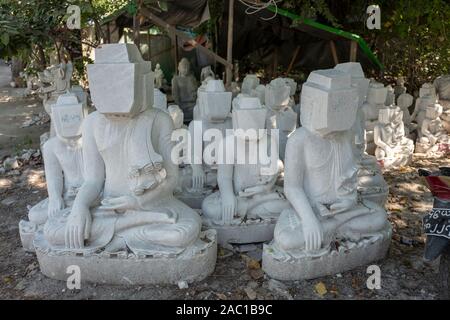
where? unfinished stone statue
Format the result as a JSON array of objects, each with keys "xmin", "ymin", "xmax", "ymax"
[
  {"xmin": 262, "ymin": 69, "xmax": 391, "ymax": 280},
  {"xmin": 415, "ymin": 104, "xmax": 450, "ymax": 155},
  {"xmin": 177, "ymin": 79, "xmax": 233, "ymax": 208},
  {"xmin": 433, "ymin": 75, "xmax": 450, "ymax": 132},
  {"xmin": 394, "ymin": 76, "xmax": 407, "ymax": 101},
  {"xmin": 397, "ymin": 93, "xmax": 416, "ymax": 136},
  {"xmin": 334, "ymin": 62, "xmax": 388, "ymax": 207},
  {"xmin": 251, "ymin": 84, "xmax": 266, "ymax": 105},
  {"xmin": 412, "ymin": 83, "xmax": 438, "ymax": 128},
  {"xmin": 19, "ymin": 93, "xmax": 85, "ymax": 252},
  {"xmin": 200, "ymin": 66, "xmax": 215, "ymax": 83},
  {"xmin": 154, "ymin": 63, "xmax": 164, "ymax": 89},
  {"xmin": 153, "ymin": 88, "xmax": 167, "ymax": 111},
  {"xmin": 241, "ymin": 74, "xmax": 260, "ymax": 95},
  {"xmin": 374, "ymin": 107, "xmax": 414, "ymax": 168},
  {"xmin": 362, "ymin": 81, "xmax": 388, "ymax": 155},
  {"xmin": 202, "ymin": 96, "xmax": 289, "ymax": 245},
  {"xmin": 35, "ymin": 44, "xmax": 216, "ymax": 285},
  {"xmin": 385, "ymin": 85, "xmax": 395, "ymax": 106},
  {"xmin": 38, "ymin": 61, "xmax": 73, "ymax": 114},
  {"xmin": 265, "ymin": 78, "xmax": 298, "ymax": 161},
  {"xmin": 172, "ymin": 58, "xmax": 198, "ymax": 123}
]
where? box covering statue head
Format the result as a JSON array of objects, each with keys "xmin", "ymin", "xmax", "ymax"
[
  {"xmin": 51, "ymin": 93, "xmax": 85, "ymax": 139},
  {"xmin": 198, "ymin": 79, "xmax": 232, "ymax": 122},
  {"xmin": 87, "ymin": 43, "xmax": 154, "ymax": 116},
  {"xmin": 367, "ymin": 81, "xmax": 387, "ymax": 105},
  {"xmin": 232, "ymin": 95, "xmax": 267, "ymax": 137},
  {"xmin": 334, "ymin": 62, "xmax": 369, "ymax": 108},
  {"xmin": 300, "ymin": 69, "xmax": 358, "ymax": 137}
]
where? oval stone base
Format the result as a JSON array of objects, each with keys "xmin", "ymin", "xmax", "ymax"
[
  {"xmin": 203, "ymin": 219, "xmax": 276, "ymax": 246},
  {"xmin": 34, "ymin": 229, "xmax": 217, "ymax": 285},
  {"xmin": 262, "ymin": 226, "xmax": 392, "ymax": 281}
]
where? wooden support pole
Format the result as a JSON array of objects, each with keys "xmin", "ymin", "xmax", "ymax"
[
  {"xmin": 287, "ymin": 45, "xmax": 300, "ymax": 74},
  {"xmin": 273, "ymin": 47, "xmax": 278, "ymax": 78},
  {"xmin": 140, "ymin": 7, "xmax": 232, "ymax": 70},
  {"xmin": 350, "ymin": 40, "xmax": 358, "ymax": 62},
  {"xmin": 226, "ymin": 0, "xmax": 234, "ymax": 87},
  {"xmin": 133, "ymin": 14, "xmax": 141, "ymax": 52},
  {"xmin": 106, "ymin": 22, "xmax": 111, "ymax": 43},
  {"xmin": 329, "ymin": 40, "xmax": 339, "ymax": 65}
]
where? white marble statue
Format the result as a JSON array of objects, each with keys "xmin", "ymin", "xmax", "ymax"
[
  {"xmin": 241, "ymin": 74, "xmax": 260, "ymax": 95},
  {"xmin": 415, "ymin": 103, "xmax": 450, "ymax": 155},
  {"xmin": 397, "ymin": 93, "xmax": 416, "ymax": 136},
  {"xmin": 385, "ymin": 85, "xmax": 395, "ymax": 107},
  {"xmin": 433, "ymin": 75, "xmax": 450, "ymax": 133},
  {"xmin": 265, "ymin": 78, "xmax": 298, "ymax": 161},
  {"xmin": 154, "ymin": 63, "xmax": 164, "ymax": 89},
  {"xmin": 19, "ymin": 93, "xmax": 85, "ymax": 252},
  {"xmin": 171, "ymin": 58, "xmax": 198, "ymax": 123},
  {"xmin": 202, "ymin": 96, "xmax": 289, "ymax": 245},
  {"xmin": 262, "ymin": 69, "xmax": 391, "ymax": 280},
  {"xmin": 251, "ymin": 84, "xmax": 266, "ymax": 105},
  {"xmin": 35, "ymin": 44, "xmax": 216, "ymax": 285},
  {"xmin": 176, "ymin": 80, "xmax": 233, "ymax": 208},
  {"xmin": 334, "ymin": 62, "xmax": 388, "ymax": 207},
  {"xmin": 374, "ymin": 107, "xmax": 414, "ymax": 168},
  {"xmin": 200, "ymin": 66, "xmax": 215, "ymax": 83},
  {"xmin": 362, "ymin": 81, "xmax": 388, "ymax": 155},
  {"xmin": 411, "ymin": 83, "xmax": 438, "ymax": 128}
]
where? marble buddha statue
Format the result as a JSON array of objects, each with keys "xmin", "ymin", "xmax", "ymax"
[
  {"xmin": 265, "ymin": 78, "xmax": 298, "ymax": 161},
  {"xmin": 394, "ymin": 76, "xmax": 407, "ymax": 101},
  {"xmin": 433, "ymin": 75, "xmax": 450, "ymax": 132},
  {"xmin": 385, "ymin": 85, "xmax": 395, "ymax": 106},
  {"xmin": 39, "ymin": 44, "xmax": 214, "ymax": 272},
  {"xmin": 38, "ymin": 61, "xmax": 73, "ymax": 114},
  {"xmin": 362, "ymin": 81, "xmax": 388, "ymax": 155},
  {"xmin": 415, "ymin": 104, "xmax": 450, "ymax": 155},
  {"xmin": 200, "ymin": 65, "xmax": 215, "ymax": 83},
  {"xmin": 201, "ymin": 96, "xmax": 289, "ymax": 244},
  {"xmin": 172, "ymin": 58, "xmax": 198, "ymax": 123},
  {"xmin": 251, "ymin": 84, "xmax": 266, "ymax": 105},
  {"xmin": 412, "ymin": 83, "xmax": 438, "ymax": 128},
  {"xmin": 154, "ymin": 63, "xmax": 164, "ymax": 89},
  {"xmin": 176, "ymin": 80, "xmax": 233, "ymax": 208},
  {"xmin": 334, "ymin": 62, "xmax": 388, "ymax": 207},
  {"xmin": 374, "ymin": 107, "xmax": 414, "ymax": 168},
  {"xmin": 19, "ymin": 93, "xmax": 85, "ymax": 251},
  {"xmin": 262, "ymin": 69, "xmax": 391, "ymax": 280},
  {"xmin": 241, "ymin": 74, "xmax": 260, "ymax": 95},
  {"xmin": 397, "ymin": 93, "xmax": 416, "ymax": 137}
]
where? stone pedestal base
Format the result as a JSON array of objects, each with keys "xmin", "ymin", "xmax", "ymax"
[
  {"xmin": 262, "ymin": 226, "xmax": 391, "ymax": 281},
  {"xmin": 19, "ymin": 220, "xmax": 38, "ymax": 252},
  {"xmin": 34, "ymin": 230, "xmax": 217, "ymax": 285},
  {"xmin": 203, "ymin": 219, "xmax": 277, "ymax": 246}
]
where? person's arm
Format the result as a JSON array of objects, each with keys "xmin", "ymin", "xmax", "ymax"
[
  {"xmin": 43, "ymin": 140, "xmax": 64, "ymax": 217},
  {"xmin": 284, "ymin": 130, "xmax": 323, "ymax": 251}
]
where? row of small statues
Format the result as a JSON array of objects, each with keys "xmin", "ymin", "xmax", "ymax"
[{"xmin": 16, "ymin": 43, "xmax": 442, "ymax": 284}]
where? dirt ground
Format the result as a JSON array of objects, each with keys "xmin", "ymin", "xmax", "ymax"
[{"xmin": 0, "ymin": 84, "xmax": 449, "ymax": 300}]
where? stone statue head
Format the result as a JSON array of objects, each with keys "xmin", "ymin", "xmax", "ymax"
[
  {"xmin": 419, "ymin": 83, "xmax": 437, "ymax": 101},
  {"xmin": 200, "ymin": 66, "xmax": 215, "ymax": 83},
  {"xmin": 87, "ymin": 44, "xmax": 154, "ymax": 117},
  {"xmin": 367, "ymin": 81, "xmax": 387, "ymax": 105},
  {"xmin": 251, "ymin": 84, "xmax": 266, "ymax": 105},
  {"xmin": 168, "ymin": 105, "xmax": 184, "ymax": 129},
  {"xmin": 153, "ymin": 88, "xmax": 167, "ymax": 110},
  {"xmin": 241, "ymin": 74, "xmax": 260, "ymax": 95},
  {"xmin": 232, "ymin": 95, "xmax": 267, "ymax": 140},
  {"xmin": 198, "ymin": 80, "xmax": 232, "ymax": 122},
  {"xmin": 51, "ymin": 93, "xmax": 85, "ymax": 140},
  {"xmin": 155, "ymin": 63, "xmax": 161, "ymax": 70},
  {"xmin": 282, "ymin": 78, "xmax": 298, "ymax": 97},
  {"xmin": 334, "ymin": 62, "xmax": 370, "ymax": 108},
  {"xmin": 378, "ymin": 108, "xmax": 395, "ymax": 124},
  {"xmin": 265, "ymin": 78, "xmax": 290, "ymax": 110},
  {"xmin": 397, "ymin": 93, "xmax": 413, "ymax": 109},
  {"xmin": 300, "ymin": 69, "xmax": 358, "ymax": 137},
  {"xmin": 425, "ymin": 104, "xmax": 443, "ymax": 119},
  {"xmin": 178, "ymin": 58, "xmax": 191, "ymax": 77}
]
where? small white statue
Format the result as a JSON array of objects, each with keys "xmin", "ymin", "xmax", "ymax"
[
  {"xmin": 201, "ymin": 96, "xmax": 289, "ymax": 244},
  {"xmin": 35, "ymin": 44, "xmax": 216, "ymax": 285},
  {"xmin": 171, "ymin": 58, "xmax": 198, "ymax": 122},
  {"xmin": 433, "ymin": 75, "xmax": 450, "ymax": 132},
  {"xmin": 385, "ymin": 85, "xmax": 395, "ymax": 106},
  {"xmin": 415, "ymin": 104, "xmax": 450, "ymax": 155},
  {"xmin": 200, "ymin": 65, "xmax": 215, "ymax": 83},
  {"xmin": 262, "ymin": 69, "xmax": 391, "ymax": 280},
  {"xmin": 374, "ymin": 107, "xmax": 414, "ymax": 168},
  {"xmin": 19, "ymin": 93, "xmax": 85, "ymax": 251},
  {"xmin": 394, "ymin": 76, "xmax": 407, "ymax": 101},
  {"xmin": 154, "ymin": 63, "xmax": 164, "ymax": 89},
  {"xmin": 251, "ymin": 84, "xmax": 266, "ymax": 105},
  {"xmin": 411, "ymin": 83, "xmax": 438, "ymax": 128},
  {"xmin": 397, "ymin": 93, "xmax": 416, "ymax": 136},
  {"xmin": 265, "ymin": 78, "xmax": 298, "ymax": 161}
]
